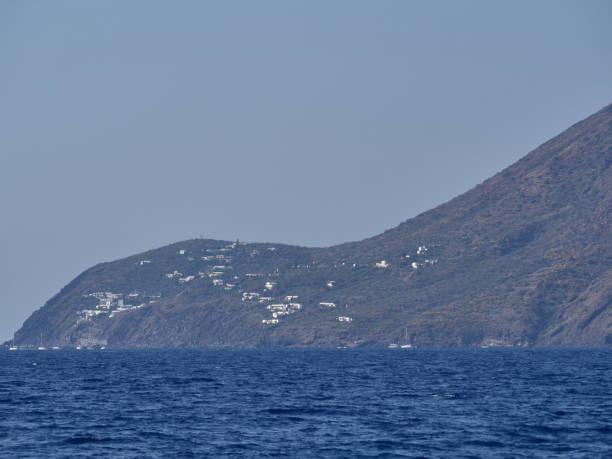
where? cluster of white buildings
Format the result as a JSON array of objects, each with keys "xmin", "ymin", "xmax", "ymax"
[
  {"xmin": 166, "ymin": 245, "xmax": 239, "ymax": 290},
  {"xmin": 128, "ymin": 242, "xmax": 442, "ymax": 329},
  {"xmin": 165, "ymin": 244, "xmax": 284, "ymax": 302},
  {"xmin": 78, "ymin": 291, "xmax": 159, "ymax": 323},
  {"xmin": 165, "ymin": 269, "xmax": 199, "ymax": 283},
  {"xmin": 262, "ymin": 319, "xmax": 278, "ymax": 325},
  {"xmin": 262, "ymin": 299, "xmax": 302, "ymax": 324},
  {"xmin": 166, "ymin": 270, "xmax": 183, "ymax": 279},
  {"xmin": 403, "ymin": 245, "xmax": 438, "ymax": 270}
]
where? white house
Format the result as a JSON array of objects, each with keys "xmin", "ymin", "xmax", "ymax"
[
  {"xmin": 320, "ymin": 302, "xmax": 336, "ymax": 308},
  {"xmin": 242, "ymin": 292, "xmax": 260, "ymax": 301},
  {"xmin": 264, "ymin": 281, "xmax": 276, "ymax": 290}
]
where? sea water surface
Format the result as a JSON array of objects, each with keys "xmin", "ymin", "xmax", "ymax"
[{"xmin": 0, "ymin": 348, "xmax": 610, "ymax": 458}]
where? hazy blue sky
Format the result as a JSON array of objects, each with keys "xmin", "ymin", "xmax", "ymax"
[{"xmin": 1, "ymin": 1, "xmax": 611, "ymax": 341}]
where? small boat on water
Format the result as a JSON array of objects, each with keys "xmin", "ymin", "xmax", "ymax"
[
  {"xmin": 401, "ymin": 327, "xmax": 413, "ymax": 348},
  {"xmin": 37, "ymin": 333, "xmax": 46, "ymax": 350},
  {"xmin": 9, "ymin": 339, "xmax": 17, "ymax": 351},
  {"xmin": 388, "ymin": 343, "xmax": 399, "ymax": 349}
]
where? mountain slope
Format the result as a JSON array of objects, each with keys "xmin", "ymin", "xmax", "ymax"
[{"xmin": 10, "ymin": 103, "xmax": 612, "ymax": 348}]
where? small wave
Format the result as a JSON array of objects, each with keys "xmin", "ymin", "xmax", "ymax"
[
  {"xmin": 464, "ymin": 439, "xmax": 505, "ymax": 448},
  {"xmin": 65, "ymin": 436, "xmax": 114, "ymax": 445},
  {"xmin": 266, "ymin": 407, "xmax": 330, "ymax": 416},
  {"xmin": 308, "ymin": 395, "xmax": 334, "ymax": 401}
]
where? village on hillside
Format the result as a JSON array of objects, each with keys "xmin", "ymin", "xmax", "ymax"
[{"xmin": 74, "ymin": 240, "xmax": 439, "ymax": 334}]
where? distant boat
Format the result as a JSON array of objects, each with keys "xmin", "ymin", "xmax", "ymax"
[
  {"xmin": 52, "ymin": 346, "xmax": 60, "ymax": 350},
  {"xmin": 401, "ymin": 327, "xmax": 413, "ymax": 349},
  {"xmin": 76, "ymin": 346, "xmax": 82, "ymax": 350},
  {"xmin": 9, "ymin": 339, "xmax": 17, "ymax": 351},
  {"xmin": 37, "ymin": 333, "xmax": 46, "ymax": 350},
  {"xmin": 388, "ymin": 343, "xmax": 399, "ymax": 349}
]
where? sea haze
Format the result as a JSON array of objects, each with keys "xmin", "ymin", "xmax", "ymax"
[{"xmin": 1, "ymin": 348, "xmax": 610, "ymax": 458}]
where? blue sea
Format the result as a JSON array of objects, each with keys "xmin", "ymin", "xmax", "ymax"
[{"xmin": 0, "ymin": 348, "xmax": 610, "ymax": 458}]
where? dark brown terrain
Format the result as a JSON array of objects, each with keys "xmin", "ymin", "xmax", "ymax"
[{"xmin": 9, "ymin": 103, "xmax": 612, "ymax": 348}]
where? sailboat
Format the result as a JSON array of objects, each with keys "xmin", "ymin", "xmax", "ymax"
[
  {"xmin": 400, "ymin": 328, "xmax": 413, "ymax": 349},
  {"xmin": 37, "ymin": 333, "xmax": 46, "ymax": 351},
  {"xmin": 9, "ymin": 338, "xmax": 17, "ymax": 351}
]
